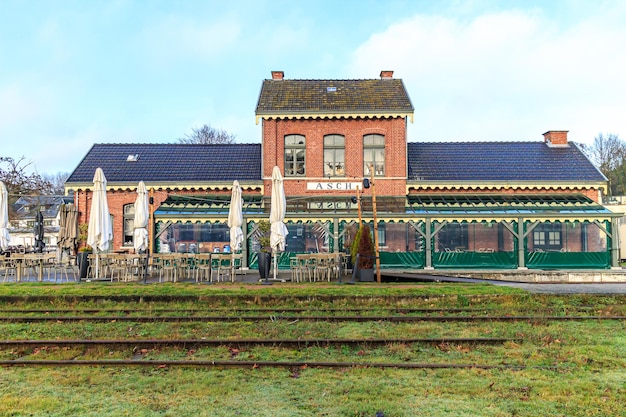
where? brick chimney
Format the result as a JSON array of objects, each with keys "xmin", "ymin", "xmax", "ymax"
[
  {"xmin": 380, "ymin": 70, "xmax": 394, "ymax": 79},
  {"xmin": 543, "ymin": 130, "xmax": 569, "ymax": 146},
  {"xmin": 271, "ymin": 71, "xmax": 284, "ymax": 80}
]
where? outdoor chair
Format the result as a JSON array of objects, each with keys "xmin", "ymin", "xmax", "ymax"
[
  {"xmin": 313, "ymin": 254, "xmax": 332, "ymax": 282},
  {"xmin": 215, "ymin": 254, "xmax": 235, "ymax": 282},
  {"xmin": 194, "ymin": 253, "xmax": 213, "ymax": 283},
  {"xmin": 0, "ymin": 256, "xmax": 17, "ymax": 282},
  {"xmin": 51, "ymin": 256, "xmax": 78, "ymax": 282},
  {"xmin": 109, "ymin": 254, "xmax": 131, "ymax": 282},
  {"xmin": 154, "ymin": 254, "xmax": 177, "ymax": 282}
]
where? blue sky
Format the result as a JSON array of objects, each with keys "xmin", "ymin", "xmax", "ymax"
[{"xmin": 1, "ymin": 0, "xmax": 625, "ymax": 175}]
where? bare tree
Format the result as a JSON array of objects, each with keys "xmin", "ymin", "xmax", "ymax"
[
  {"xmin": 584, "ymin": 133, "xmax": 626, "ymax": 195},
  {"xmin": 41, "ymin": 172, "xmax": 70, "ymax": 195},
  {"xmin": 177, "ymin": 124, "xmax": 236, "ymax": 144},
  {"xmin": 0, "ymin": 157, "xmax": 53, "ymax": 204}
]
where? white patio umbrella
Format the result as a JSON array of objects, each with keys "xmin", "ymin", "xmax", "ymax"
[
  {"xmin": 133, "ymin": 181, "xmax": 149, "ymax": 253},
  {"xmin": 87, "ymin": 168, "xmax": 112, "ymax": 280},
  {"xmin": 227, "ymin": 180, "xmax": 244, "ymax": 252},
  {"xmin": 269, "ymin": 166, "xmax": 288, "ymax": 280},
  {"xmin": 0, "ymin": 181, "xmax": 10, "ymax": 251}
]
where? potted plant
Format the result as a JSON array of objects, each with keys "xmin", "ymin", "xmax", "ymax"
[
  {"xmin": 76, "ymin": 223, "xmax": 92, "ymax": 279},
  {"xmin": 255, "ymin": 220, "xmax": 272, "ymax": 279},
  {"xmin": 352, "ymin": 224, "xmax": 375, "ymax": 282}
]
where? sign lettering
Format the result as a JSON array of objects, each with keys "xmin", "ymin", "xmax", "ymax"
[{"xmin": 306, "ymin": 182, "xmax": 362, "ymax": 191}]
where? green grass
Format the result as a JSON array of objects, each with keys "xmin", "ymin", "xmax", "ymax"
[{"xmin": 0, "ymin": 283, "xmax": 624, "ymax": 416}]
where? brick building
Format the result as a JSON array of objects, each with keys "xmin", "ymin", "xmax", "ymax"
[{"xmin": 65, "ymin": 71, "xmax": 621, "ymax": 271}]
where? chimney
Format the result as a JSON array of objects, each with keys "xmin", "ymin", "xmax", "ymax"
[
  {"xmin": 543, "ymin": 130, "xmax": 569, "ymax": 146},
  {"xmin": 271, "ymin": 71, "xmax": 284, "ymax": 80},
  {"xmin": 380, "ymin": 70, "xmax": 394, "ymax": 79}
]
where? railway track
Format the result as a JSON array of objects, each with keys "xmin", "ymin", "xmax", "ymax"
[
  {"xmin": 0, "ymin": 358, "xmax": 556, "ymax": 370},
  {"xmin": 0, "ymin": 337, "xmax": 520, "ymax": 348},
  {"xmin": 1, "ymin": 295, "xmax": 620, "ymax": 374},
  {"xmin": 0, "ymin": 336, "xmax": 537, "ymax": 370},
  {"xmin": 0, "ymin": 314, "xmax": 623, "ymax": 322}
]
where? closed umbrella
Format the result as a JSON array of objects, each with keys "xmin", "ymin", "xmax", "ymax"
[
  {"xmin": 269, "ymin": 166, "xmax": 288, "ymax": 280},
  {"xmin": 34, "ymin": 211, "xmax": 45, "ymax": 253},
  {"xmin": 133, "ymin": 181, "xmax": 149, "ymax": 253},
  {"xmin": 58, "ymin": 203, "xmax": 78, "ymax": 253},
  {"xmin": 87, "ymin": 168, "xmax": 112, "ymax": 280},
  {"xmin": 0, "ymin": 181, "xmax": 9, "ymax": 251},
  {"xmin": 57, "ymin": 203, "xmax": 67, "ymax": 250},
  {"xmin": 227, "ymin": 180, "xmax": 244, "ymax": 252}
]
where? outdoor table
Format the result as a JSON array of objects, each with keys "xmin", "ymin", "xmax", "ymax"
[
  {"xmin": 25, "ymin": 254, "xmax": 47, "ymax": 282},
  {"xmin": 10, "ymin": 254, "xmax": 25, "ymax": 282}
]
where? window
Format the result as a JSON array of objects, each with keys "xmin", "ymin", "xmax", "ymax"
[
  {"xmin": 123, "ymin": 204, "xmax": 135, "ymax": 247},
  {"xmin": 284, "ymin": 135, "xmax": 305, "ymax": 176},
  {"xmin": 364, "ymin": 134, "xmax": 385, "ymax": 176},
  {"xmin": 533, "ymin": 223, "xmax": 562, "ymax": 251},
  {"xmin": 437, "ymin": 223, "xmax": 468, "ymax": 252},
  {"xmin": 324, "ymin": 135, "xmax": 345, "ymax": 176}
]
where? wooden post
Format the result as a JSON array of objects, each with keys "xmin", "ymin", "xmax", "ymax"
[
  {"xmin": 369, "ymin": 165, "xmax": 381, "ymax": 283},
  {"xmin": 357, "ymin": 186, "xmax": 362, "ymax": 227}
]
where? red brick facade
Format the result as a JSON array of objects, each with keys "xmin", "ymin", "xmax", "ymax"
[{"xmin": 262, "ymin": 117, "xmax": 408, "ymax": 197}]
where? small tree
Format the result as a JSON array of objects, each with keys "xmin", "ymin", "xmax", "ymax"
[
  {"xmin": 254, "ymin": 220, "xmax": 272, "ymax": 253},
  {"xmin": 77, "ymin": 223, "xmax": 92, "ymax": 253},
  {"xmin": 355, "ymin": 224, "xmax": 374, "ymax": 269}
]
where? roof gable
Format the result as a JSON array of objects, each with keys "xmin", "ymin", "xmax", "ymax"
[
  {"xmin": 66, "ymin": 143, "xmax": 262, "ymax": 184},
  {"xmin": 407, "ymin": 142, "xmax": 606, "ymax": 182}
]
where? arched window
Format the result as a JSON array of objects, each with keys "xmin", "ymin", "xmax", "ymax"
[
  {"xmin": 123, "ymin": 204, "xmax": 134, "ymax": 247},
  {"xmin": 324, "ymin": 134, "xmax": 345, "ymax": 177},
  {"xmin": 364, "ymin": 134, "xmax": 385, "ymax": 176},
  {"xmin": 284, "ymin": 135, "xmax": 306, "ymax": 176}
]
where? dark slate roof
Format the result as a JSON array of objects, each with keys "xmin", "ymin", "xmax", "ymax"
[
  {"xmin": 255, "ymin": 78, "xmax": 414, "ymax": 115},
  {"xmin": 66, "ymin": 143, "xmax": 261, "ymax": 183},
  {"xmin": 407, "ymin": 142, "xmax": 606, "ymax": 182},
  {"xmin": 12, "ymin": 195, "xmax": 73, "ymax": 219}
]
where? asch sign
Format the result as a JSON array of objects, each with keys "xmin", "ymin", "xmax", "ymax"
[{"xmin": 306, "ymin": 182, "xmax": 362, "ymax": 191}]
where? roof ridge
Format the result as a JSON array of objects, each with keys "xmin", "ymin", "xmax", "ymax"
[
  {"xmin": 408, "ymin": 140, "xmax": 542, "ymax": 144},
  {"xmin": 91, "ymin": 142, "xmax": 261, "ymax": 146}
]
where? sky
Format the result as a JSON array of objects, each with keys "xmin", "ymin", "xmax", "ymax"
[{"xmin": 1, "ymin": 0, "xmax": 625, "ymax": 175}]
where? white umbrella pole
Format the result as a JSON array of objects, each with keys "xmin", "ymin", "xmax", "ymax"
[{"xmin": 95, "ymin": 251, "xmax": 99, "ymax": 280}]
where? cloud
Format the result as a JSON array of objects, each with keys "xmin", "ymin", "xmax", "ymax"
[{"xmin": 349, "ymin": 6, "xmax": 626, "ymax": 143}]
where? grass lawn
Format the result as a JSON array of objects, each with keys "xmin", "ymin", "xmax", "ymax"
[{"xmin": 0, "ymin": 282, "xmax": 624, "ymax": 416}]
